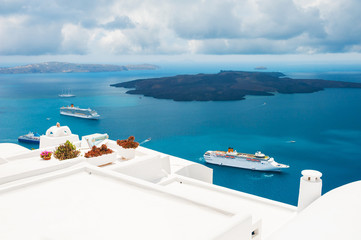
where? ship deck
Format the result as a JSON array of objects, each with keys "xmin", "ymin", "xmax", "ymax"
[{"xmin": 213, "ymin": 151, "xmax": 269, "ymax": 159}]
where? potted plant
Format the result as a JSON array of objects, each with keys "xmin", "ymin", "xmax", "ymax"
[
  {"xmin": 40, "ymin": 150, "xmax": 52, "ymax": 160},
  {"xmin": 53, "ymin": 140, "xmax": 80, "ymax": 160},
  {"xmin": 116, "ymin": 136, "xmax": 139, "ymax": 160},
  {"xmin": 84, "ymin": 144, "xmax": 116, "ymax": 166}
]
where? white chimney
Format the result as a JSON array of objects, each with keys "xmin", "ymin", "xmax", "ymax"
[{"xmin": 297, "ymin": 170, "xmax": 322, "ymax": 211}]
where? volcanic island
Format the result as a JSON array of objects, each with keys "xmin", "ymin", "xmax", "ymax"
[{"xmin": 111, "ymin": 71, "xmax": 361, "ymax": 101}]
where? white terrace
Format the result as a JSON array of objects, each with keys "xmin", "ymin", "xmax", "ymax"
[{"xmin": 0, "ymin": 124, "xmax": 360, "ymax": 240}]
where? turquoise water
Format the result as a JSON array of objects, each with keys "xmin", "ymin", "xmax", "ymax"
[{"xmin": 1, "ymin": 63, "xmax": 360, "ymax": 205}]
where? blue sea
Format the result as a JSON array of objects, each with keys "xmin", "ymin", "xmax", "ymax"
[{"xmin": 1, "ymin": 62, "xmax": 360, "ymax": 206}]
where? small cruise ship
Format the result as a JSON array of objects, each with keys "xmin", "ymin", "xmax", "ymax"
[
  {"xmin": 58, "ymin": 93, "xmax": 75, "ymax": 98},
  {"xmin": 18, "ymin": 132, "xmax": 40, "ymax": 144},
  {"xmin": 60, "ymin": 104, "xmax": 100, "ymax": 119},
  {"xmin": 204, "ymin": 147, "xmax": 289, "ymax": 171},
  {"xmin": 58, "ymin": 89, "xmax": 75, "ymax": 98}
]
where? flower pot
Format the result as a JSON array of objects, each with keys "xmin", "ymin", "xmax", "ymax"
[
  {"xmin": 85, "ymin": 151, "xmax": 116, "ymax": 167},
  {"xmin": 42, "ymin": 156, "xmax": 51, "ymax": 160},
  {"xmin": 116, "ymin": 146, "xmax": 137, "ymax": 160}
]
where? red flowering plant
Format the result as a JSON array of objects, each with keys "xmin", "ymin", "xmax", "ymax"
[
  {"xmin": 40, "ymin": 150, "xmax": 52, "ymax": 160},
  {"xmin": 84, "ymin": 144, "xmax": 113, "ymax": 158},
  {"xmin": 116, "ymin": 136, "xmax": 139, "ymax": 149}
]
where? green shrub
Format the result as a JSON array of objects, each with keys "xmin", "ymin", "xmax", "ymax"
[{"xmin": 54, "ymin": 140, "xmax": 80, "ymax": 160}]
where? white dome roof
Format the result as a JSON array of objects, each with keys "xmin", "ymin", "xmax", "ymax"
[{"xmin": 267, "ymin": 180, "xmax": 361, "ymax": 240}]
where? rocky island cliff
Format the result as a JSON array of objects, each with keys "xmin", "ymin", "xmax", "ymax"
[
  {"xmin": 0, "ymin": 62, "xmax": 159, "ymax": 74},
  {"xmin": 111, "ymin": 70, "xmax": 361, "ymax": 101}
]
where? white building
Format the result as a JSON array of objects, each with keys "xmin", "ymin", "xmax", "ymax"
[{"xmin": 0, "ymin": 124, "xmax": 360, "ymax": 240}]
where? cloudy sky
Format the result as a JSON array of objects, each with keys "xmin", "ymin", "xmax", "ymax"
[{"xmin": 1, "ymin": 0, "xmax": 361, "ymax": 63}]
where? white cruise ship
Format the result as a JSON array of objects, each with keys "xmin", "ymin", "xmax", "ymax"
[
  {"xmin": 58, "ymin": 93, "xmax": 75, "ymax": 98},
  {"xmin": 204, "ymin": 148, "xmax": 289, "ymax": 171},
  {"xmin": 60, "ymin": 104, "xmax": 100, "ymax": 119},
  {"xmin": 58, "ymin": 89, "xmax": 75, "ymax": 98}
]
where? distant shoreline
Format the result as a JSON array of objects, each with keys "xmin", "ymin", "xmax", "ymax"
[{"xmin": 0, "ymin": 62, "xmax": 159, "ymax": 74}]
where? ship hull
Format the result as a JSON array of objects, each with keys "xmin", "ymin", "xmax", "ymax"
[
  {"xmin": 60, "ymin": 111, "xmax": 100, "ymax": 120},
  {"xmin": 204, "ymin": 154, "xmax": 285, "ymax": 171},
  {"xmin": 58, "ymin": 94, "xmax": 75, "ymax": 98},
  {"xmin": 18, "ymin": 137, "xmax": 40, "ymax": 144}
]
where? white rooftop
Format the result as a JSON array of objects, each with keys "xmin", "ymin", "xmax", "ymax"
[
  {"xmin": 0, "ymin": 124, "xmax": 360, "ymax": 240},
  {"xmin": 0, "ymin": 165, "xmax": 241, "ymax": 240}
]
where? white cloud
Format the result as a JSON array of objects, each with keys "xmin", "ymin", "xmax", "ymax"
[
  {"xmin": 241, "ymin": 0, "xmax": 326, "ymax": 39},
  {"xmin": 0, "ymin": 15, "xmax": 62, "ymax": 55},
  {"xmin": 0, "ymin": 0, "xmax": 360, "ymax": 56},
  {"xmin": 169, "ymin": 0, "xmax": 242, "ymax": 39},
  {"xmin": 61, "ymin": 24, "xmax": 90, "ymax": 54},
  {"xmin": 102, "ymin": 16, "xmax": 135, "ymax": 30}
]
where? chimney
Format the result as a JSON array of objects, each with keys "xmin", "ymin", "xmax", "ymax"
[{"xmin": 297, "ymin": 170, "xmax": 322, "ymax": 211}]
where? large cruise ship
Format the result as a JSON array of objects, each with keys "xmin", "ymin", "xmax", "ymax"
[
  {"xmin": 204, "ymin": 148, "xmax": 289, "ymax": 171},
  {"xmin": 60, "ymin": 104, "xmax": 100, "ymax": 119}
]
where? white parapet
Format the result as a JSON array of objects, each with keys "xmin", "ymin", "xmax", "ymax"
[
  {"xmin": 0, "ymin": 157, "xmax": 8, "ymax": 165},
  {"xmin": 40, "ymin": 123, "xmax": 79, "ymax": 149},
  {"xmin": 175, "ymin": 163, "xmax": 213, "ymax": 184},
  {"xmin": 297, "ymin": 170, "xmax": 322, "ymax": 211}
]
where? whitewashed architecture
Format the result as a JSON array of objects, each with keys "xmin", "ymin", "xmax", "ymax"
[{"xmin": 0, "ymin": 124, "xmax": 360, "ymax": 240}]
